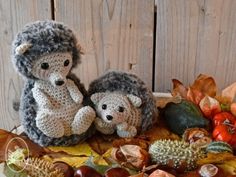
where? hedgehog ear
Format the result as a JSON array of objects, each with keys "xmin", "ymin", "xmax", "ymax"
[
  {"xmin": 76, "ymin": 43, "xmax": 85, "ymax": 55},
  {"xmin": 91, "ymin": 92, "xmax": 107, "ymax": 105},
  {"xmin": 127, "ymin": 94, "xmax": 142, "ymax": 107},
  {"xmin": 15, "ymin": 42, "xmax": 32, "ymax": 55}
]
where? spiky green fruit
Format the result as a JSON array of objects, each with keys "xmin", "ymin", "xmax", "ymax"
[{"xmin": 149, "ymin": 139, "xmax": 205, "ymax": 171}]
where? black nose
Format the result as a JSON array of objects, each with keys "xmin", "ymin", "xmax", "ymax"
[
  {"xmin": 106, "ymin": 115, "xmax": 113, "ymax": 121},
  {"xmin": 55, "ymin": 80, "xmax": 64, "ymax": 86}
]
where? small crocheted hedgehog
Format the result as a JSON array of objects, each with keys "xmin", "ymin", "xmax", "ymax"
[
  {"xmin": 88, "ymin": 71, "xmax": 158, "ymax": 138},
  {"xmin": 91, "ymin": 92, "xmax": 142, "ymax": 137},
  {"xmin": 12, "ymin": 20, "xmax": 96, "ymax": 146}
]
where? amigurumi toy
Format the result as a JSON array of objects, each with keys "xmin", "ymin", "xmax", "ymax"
[
  {"xmin": 12, "ymin": 20, "xmax": 96, "ymax": 146},
  {"xmin": 88, "ymin": 71, "xmax": 158, "ymax": 138}
]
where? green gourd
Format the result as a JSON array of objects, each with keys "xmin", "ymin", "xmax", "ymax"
[
  {"xmin": 163, "ymin": 100, "xmax": 209, "ymax": 135},
  {"xmin": 206, "ymin": 141, "xmax": 233, "ymax": 153},
  {"xmin": 149, "ymin": 139, "xmax": 205, "ymax": 171}
]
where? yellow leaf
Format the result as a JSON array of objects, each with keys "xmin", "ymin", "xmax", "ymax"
[
  {"xmin": 48, "ymin": 142, "xmax": 99, "ymax": 157},
  {"xmin": 197, "ymin": 152, "xmax": 235, "ymax": 165},
  {"xmin": 102, "ymin": 148, "xmax": 112, "ymax": 159},
  {"xmin": 53, "ymin": 156, "xmax": 89, "ymax": 168},
  {"xmin": 93, "ymin": 156, "xmax": 108, "ymax": 166},
  {"xmin": 218, "ymin": 160, "xmax": 236, "ymax": 175}
]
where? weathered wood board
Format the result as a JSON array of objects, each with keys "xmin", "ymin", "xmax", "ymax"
[
  {"xmin": 54, "ymin": 0, "xmax": 155, "ymax": 89},
  {"xmin": 0, "ymin": 0, "xmax": 51, "ymax": 130},
  {"xmin": 154, "ymin": 0, "xmax": 236, "ymax": 92}
]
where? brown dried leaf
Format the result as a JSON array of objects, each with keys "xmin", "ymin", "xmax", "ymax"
[
  {"xmin": 156, "ymin": 95, "xmax": 182, "ymax": 109},
  {"xmin": 0, "ymin": 129, "xmax": 46, "ymax": 163},
  {"xmin": 111, "ymin": 145, "xmax": 150, "ymax": 169},
  {"xmin": 191, "ymin": 74, "xmax": 217, "ymax": 97},
  {"xmin": 197, "ymin": 152, "xmax": 236, "ymax": 175},
  {"xmin": 112, "ymin": 138, "xmax": 149, "ymax": 150},
  {"xmin": 87, "ymin": 133, "xmax": 114, "ymax": 155},
  {"xmin": 197, "ymin": 152, "xmax": 235, "ymax": 165},
  {"xmin": 141, "ymin": 125, "xmax": 180, "ymax": 143},
  {"xmin": 187, "ymin": 87, "xmax": 205, "ymax": 105},
  {"xmin": 222, "ymin": 82, "xmax": 236, "ymax": 102},
  {"xmin": 171, "ymin": 79, "xmax": 188, "ymax": 99}
]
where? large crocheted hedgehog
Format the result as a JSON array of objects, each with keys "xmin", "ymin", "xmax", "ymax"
[
  {"xmin": 88, "ymin": 71, "xmax": 158, "ymax": 137},
  {"xmin": 12, "ymin": 20, "xmax": 96, "ymax": 146}
]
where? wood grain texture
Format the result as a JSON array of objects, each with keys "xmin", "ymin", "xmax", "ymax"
[
  {"xmin": 154, "ymin": 0, "xmax": 236, "ymax": 92},
  {"xmin": 54, "ymin": 0, "xmax": 155, "ymax": 89},
  {"xmin": 0, "ymin": 0, "xmax": 51, "ymax": 130}
]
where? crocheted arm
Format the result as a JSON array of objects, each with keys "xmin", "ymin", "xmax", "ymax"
[
  {"xmin": 116, "ymin": 122, "xmax": 137, "ymax": 138},
  {"xmin": 66, "ymin": 79, "xmax": 83, "ymax": 104},
  {"xmin": 32, "ymin": 87, "xmax": 53, "ymax": 109},
  {"xmin": 94, "ymin": 117, "xmax": 115, "ymax": 134}
]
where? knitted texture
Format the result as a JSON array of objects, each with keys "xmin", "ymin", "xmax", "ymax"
[
  {"xmin": 12, "ymin": 21, "xmax": 96, "ymax": 146},
  {"xmin": 91, "ymin": 92, "xmax": 142, "ymax": 138},
  {"xmin": 12, "ymin": 20, "xmax": 80, "ymax": 79},
  {"xmin": 88, "ymin": 71, "xmax": 158, "ymax": 133}
]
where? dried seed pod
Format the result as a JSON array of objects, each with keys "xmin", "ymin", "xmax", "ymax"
[
  {"xmin": 198, "ymin": 164, "xmax": 224, "ymax": 177},
  {"xmin": 183, "ymin": 128, "xmax": 212, "ymax": 149},
  {"xmin": 149, "ymin": 169, "xmax": 175, "ymax": 177},
  {"xmin": 111, "ymin": 144, "xmax": 150, "ymax": 169}
]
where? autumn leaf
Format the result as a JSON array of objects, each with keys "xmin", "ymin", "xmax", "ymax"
[
  {"xmin": 112, "ymin": 138, "xmax": 149, "ymax": 150},
  {"xmin": 141, "ymin": 124, "xmax": 180, "ymax": 143},
  {"xmin": 197, "ymin": 154, "xmax": 236, "ymax": 175},
  {"xmin": 156, "ymin": 95, "xmax": 182, "ymax": 109},
  {"xmin": 191, "ymin": 74, "xmax": 217, "ymax": 97},
  {"xmin": 87, "ymin": 133, "xmax": 115, "ymax": 155},
  {"xmin": 171, "ymin": 79, "xmax": 188, "ymax": 99},
  {"xmin": 111, "ymin": 145, "xmax": 149, "ymax": 170},
  {"xmin": 48, "ymin": 142, "xmax": 99, "ymax": 157},
  {"xmin": 222, "ymin": 82, "xmax": 236, "ymax": 102},
  {"xmin": 186, "ymin": 87, "xmax": 205, "ymax": 105},
  {"xmin": 0, "ymin": 129, "xmax": 46, "ymax": 163},
  {"xmin": 197, "ymin": 152, "xmax": 235, "ymax": 165}
]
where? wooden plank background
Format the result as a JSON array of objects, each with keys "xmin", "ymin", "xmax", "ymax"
[
  {"xmin": 0, "ymin": 0, "xmax": 51, "ymax": 130},
  {"xmin": 155, "ymin": 0, "xmax": 236, "ymax": 92},
  {"xmin": 54, "ymin": 0, "xmax": 154, "ymax": 88},
  {"xmin": 1, "ymin": 0, "xmax": 236, "ymax": 130}
]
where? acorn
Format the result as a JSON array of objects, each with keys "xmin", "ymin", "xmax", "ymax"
[
  {"xmin": 74, "ymin": 165, "xmax": 102, "ymax": 177},
  {"xmin": 104, "ymin": 167, "xmax": 130, "ymax": 177}
]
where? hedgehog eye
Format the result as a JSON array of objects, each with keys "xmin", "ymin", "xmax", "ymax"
[
  {"xmin": 102, "ymin": 104, "xmax": 107, "ymax": 110},
  {"xmin": 64, "ymin": 59, "xmax": 70, "ymax": 67},
  {"xmin": 41, "ymin": 62, "xmax": 49, "ymax": 70},
  {"xmin": 118, "ymin": 106, "xmax": 124, "ymax": 112}
]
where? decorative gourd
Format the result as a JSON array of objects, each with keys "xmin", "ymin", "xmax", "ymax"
[
  {"xmin": 163, "ymin": 100, "xmax": 210, "ymax": 135},
  {"xmin": 149, "ymin": 139, "xmax": 205, "ymax": 171},
  {"xmin": 206, "ymin": 141, "xmax": 233, "ymax": 153}
]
